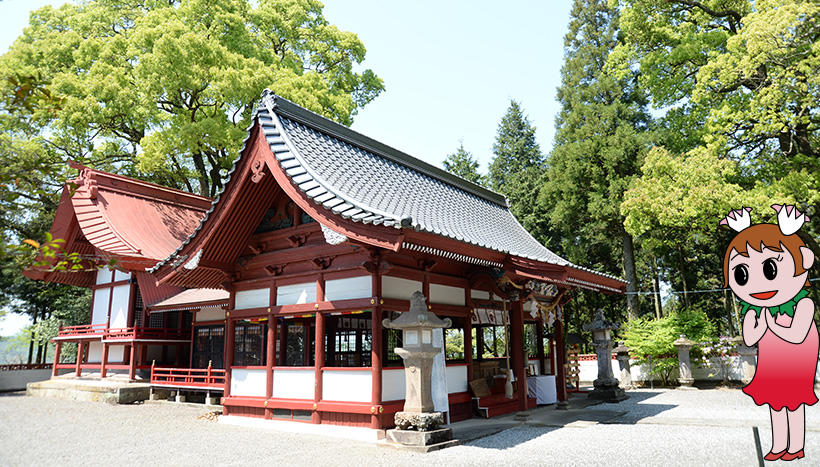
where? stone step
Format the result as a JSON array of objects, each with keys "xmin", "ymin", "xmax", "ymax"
[{"xmin": 26, "ymin": 377, "xmax": 150, "ymax": 404}]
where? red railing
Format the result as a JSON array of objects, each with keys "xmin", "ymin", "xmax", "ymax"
[
  {"xmin": 103, "ymin": 327, "xmax": 191, "ymax": 341},
  {"xmin": 150, "ymin": 363, "xmax": 226, "ymax": 390},
  {"xmin": 55, "ymin": 324, "xmax": 108, "ymax": 339},
  {"xmin": 56, "ymin": 325, "xmax": 191, "ymax": 341}
]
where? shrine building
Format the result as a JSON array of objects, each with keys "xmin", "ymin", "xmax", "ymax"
[{"xmin": 28, "ymin": 90, "xmax": 625, "ymax": 429}]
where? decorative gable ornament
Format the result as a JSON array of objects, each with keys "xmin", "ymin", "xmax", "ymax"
[{"xmin": 321, "ymin": 223, "xmax": 348, "ymax": 245}]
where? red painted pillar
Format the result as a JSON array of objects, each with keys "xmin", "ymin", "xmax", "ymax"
[
  {"xmin": 465, "ymin": 289, "xmax": 474, "ymax": 382},
  {"xmin": 75, "ymin": 341, "xmax": 84, "ymax": 377},
  {"xmin": 370, "ymin": 267, "xmax": 383, "ymax": 429},
  {"xmin": 266, "ymin": 317, "xmax": 275, "ymax": 401},
  {"xmin": 52, "ymin": 341, "xmax": 62, "ymax": 377},
  {"xmin": 224, "ymin": 315, "xmax": 235, "ymax": 398},
  {"xmin": 555, "ymin": 310, "xmax": 567, "ymax": 402},
  {"xmin": 510, "ymin": 299, "xmax": 527, "ymax": 410},
  {"xmin": 128, "ymin": 343, "xmax": 137, "ymax": 381},
  {"xmin": 100, "ymin": 343, "xmax": 109, "ymax": 378},
  {"xmin": 313, "ymin": 311, "xmax": 325, "ymax": 424}
]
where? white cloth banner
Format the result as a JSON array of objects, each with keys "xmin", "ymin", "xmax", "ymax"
[{"xmin": 431, "ymin": 328, "xmax": 449, "ymax": 419}]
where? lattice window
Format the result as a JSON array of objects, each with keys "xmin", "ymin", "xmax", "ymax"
[
  {"xmin": 133, "ymin": 287, "xmax": 144, "ymax": 328},
  {"xmin": 148, "ymin": 311, "xmax": 164, "ymax": 328}
]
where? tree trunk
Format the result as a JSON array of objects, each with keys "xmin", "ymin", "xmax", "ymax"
[
  {"xmin": 677, "ymin": 245, "xmax": 690, "ymax": 308},
  {"xmin": 622, "ymin": 230, "xmax": 639, "ymax": 320},
  {"xmin": 191, "ymin": 152, "xmax": 211, "ymax": 196},
  {"xmin": 27, "ymin": 310, "xmax": 39, "ymax": 365},
  {"xmin": 651, "ymin": 255, "xmax": 662, "ymax": 319}
]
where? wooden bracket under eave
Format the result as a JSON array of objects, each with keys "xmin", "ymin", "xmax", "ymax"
[
  {"xmin": 265, "ymin": 265, "xmax": 285, "ymax": 276},
  {"xmin": 311, "ymin": 256, "xmax": 333, "ymax": 270},
  {"xmin": 287, "ymin": 233, "xmax": 308, "ymax": 248}
]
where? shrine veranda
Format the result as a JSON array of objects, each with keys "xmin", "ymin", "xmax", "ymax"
[{"xmin": 26, "ymin": 91, "xmax": 626, "ymax": 430}]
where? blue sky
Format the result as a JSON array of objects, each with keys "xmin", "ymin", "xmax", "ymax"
[{"xmin": 0, "ymin": 0, "xmax": 573, "ymax": 335}]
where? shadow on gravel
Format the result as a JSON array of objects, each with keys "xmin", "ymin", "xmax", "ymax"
[
  {"xmin": 0, "ymin": 390, "xmax": 26, "ymax": 398},
  {"xmin": 595, "ymin": 390, "xmax": 677, "ymax": 424},
  {"xmin": 466, "ymin": 426, "xmax": 559, "ymax": 450}
]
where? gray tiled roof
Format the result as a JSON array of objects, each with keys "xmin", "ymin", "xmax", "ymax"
[
  {"xmin": 152, "ymin": 91, "xmax": 624, "ymax": 285},
  {"xmin": 261, "ymin": 94, "xmax": 621, "ymax": 283}
]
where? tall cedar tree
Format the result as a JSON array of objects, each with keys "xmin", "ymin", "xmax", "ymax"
[
  {"xmin": 488, "ymin": 101, "xmax": 546, "ymax": 235},
  {"xmin": 443, "ymin": 143, "xmax": 484, "ymax": 186},
  {"xmin": 540, "ymin": 0, "xmax": 650, "ymax": 320}
]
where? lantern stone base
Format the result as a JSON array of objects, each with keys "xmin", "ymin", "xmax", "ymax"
[
  {"xmin": 588, "ymin": 379, "xmax": 627, "ymax": 403},
  {"xmin": 394, "ymin": 411, "xmax": 445, "ymax": 431},
  {"xmin": 383, "ymin": 427, "xmax": 458, "ymax": 453}
]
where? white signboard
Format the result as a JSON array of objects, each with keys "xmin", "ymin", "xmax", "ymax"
[{"xmin": 470, "ymin": 308, "xmax": 508, "ymax": 325}]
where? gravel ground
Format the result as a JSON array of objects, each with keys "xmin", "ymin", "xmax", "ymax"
[{"xmin": 1, "ymin": 388, "xmax": 819, "ymax": 466}]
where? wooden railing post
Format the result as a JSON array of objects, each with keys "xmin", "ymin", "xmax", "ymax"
[
  {"xmin": 207, "ymin": 360, "xmax": 212, "ymax": 385},
  {"xmin": 150, "ymin": 360, "xmax": 156, "ymax": 384}
]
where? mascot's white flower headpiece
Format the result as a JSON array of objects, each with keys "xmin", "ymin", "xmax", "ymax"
[{"xmin": 719, "ymin": 204, "xmax": 810, "ymax": 235}]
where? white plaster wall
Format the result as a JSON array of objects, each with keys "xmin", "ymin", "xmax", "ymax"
[
  {"xmin": 231, "ymin": 368, "xmax": 267, "ymax": 397},
  {"xmin": 196, "ymin": 307, "xmax": 226, "ymax": 322},
  {"xmin": 0, "ymin": 369, "xmax": 52, "ymax": 391},
  {"xmin": 276, "ymin": 283, "xmax": 315, "ymax": 306},
  {"xmin": 235, "ymin": 288, "xmax": 270, "ymax": 310},
  {"xmin": 87, "ymin": 343, "xmax": 125, "ymax": 363},
  {"xmin": 113, "ymin": 270, "xmax": 131, "ymax": 282},
  {"xmin": 381, "ymin": 368, "xmax": 405, "ymax": 402},
  {"xmin": 381, "ymin": 276, "xmax": 422, "ymax": 301},
  {"xmin": 91, "ymin": 288, "xmax": 111, "ymax": 326},
  {"xmin": 109, "ymin": 285, "xmax": 131, "ymax": 328},
  {"xmin": 324, "ymin": 276, "xmax": 371, "ymax": 302},
  {"xmin": 430, "ymin": 284, "xmax": 465, "ymax": 306},
  {"xmin": 445, "ymin": 365, "xmax": 468, "ymax": 394},
  {"xmin": 272, "ymin": 368, "xmax": 314, "ymax": 399},
  {"xmin": 322, "ymin": 370, "xmax": 372, "ymax": 402},
  {"xmin": 96, "ymin": 269, "xmax": 114, "ymax": 285},
  {"xmin": 470, "ymin": 289, "xmax": 490, "ymax": 300},
  {"xmin": 577, "ymin": 355, "xmax": 747, "ymax": 384}
]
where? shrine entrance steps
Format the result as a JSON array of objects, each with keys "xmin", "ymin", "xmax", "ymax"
[
  {"xmin": 474, "ymin": 378, "xmax": 538, "ymax": 418},
  {"xmin": 26, "ymin": 373, "xmax": 150, "ymax": 404}
]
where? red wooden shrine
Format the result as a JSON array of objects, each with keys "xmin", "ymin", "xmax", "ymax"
[{"xmin": 27, "ymin": 91, "xmax": 625, "ymax": 430}]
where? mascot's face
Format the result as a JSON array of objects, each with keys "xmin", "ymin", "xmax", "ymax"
[{"xmin": 727, "ymin": 243, "xmax": 805, "ymax": 307}]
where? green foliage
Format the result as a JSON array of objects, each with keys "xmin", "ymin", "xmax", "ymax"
[
  {"xmin": 622, "ymin": 308, "xmax": 716, "ymax": 385},
  {"xmin": 443, "ymin": 143, "xmax": 484, "ymax": 186},
  {"xmin": 0, "ymin": 0, "xmax": 384, "ymax": 197},
  {"xmin": 488, "ymin": 100, "xmax": 546, "ymax": 233}
]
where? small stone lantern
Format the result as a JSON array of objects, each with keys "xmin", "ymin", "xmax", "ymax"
[
  {"xmin": 381, "ymin": 292, "xmax": 457, "ymax": 452},
  {"xmin": 732, "ymin": 336, "xmax": 755, "ymax": 384},
  {"xmin": 613, "ymin": 342, "xmax": 633, "ymax": 390},
  {"xmin": 583, "ymin": 310, "xmax": 627, "ymax": 402},
  {"xmin": 673, "ymin": 334, "xmax": 696, "ymax": 388}
]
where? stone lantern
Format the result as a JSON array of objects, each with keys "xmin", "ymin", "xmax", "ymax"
[
  {"xmin": 673, "ymin": 334, "xmax": 696, "ymax": 388},
  {"xmin": 613, "ymin": 342, "xmax": 633, "ymax": 390},
  {"xmin": 583, "ymin": 310, "xmax": 627, "ymax": 402},
  {"xmin": 381, "ymin": 291, "xmax": 457, "ymax": 452}
]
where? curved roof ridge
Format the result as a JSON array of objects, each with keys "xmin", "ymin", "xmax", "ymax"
[{"xmin": 266, "ymin": 94, "xmax": 509, "ymax": 207}]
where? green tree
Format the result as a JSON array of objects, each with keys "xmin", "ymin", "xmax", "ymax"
[
  {"xmin": 0, "ymin": 0, "xmax": 384, "ymax": 197},
  {"xmin": 611, "ymin": 0, "xmax": 820, "ymax": 222},
  {"xmin": 540, "ymin": 0, "xmax": 651, "ymax": 320},
  {"xmin": 443, "ymin": 143, "xmax": 484, "ymax": 186},
  {"xmin": 488, "ymin": 100, "xmax": 546, "ymax": 234}
]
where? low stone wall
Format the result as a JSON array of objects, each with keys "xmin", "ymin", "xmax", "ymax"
[{"xmin": 0, "ymin": 369, "xmax": 53, "ymax": 392}]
